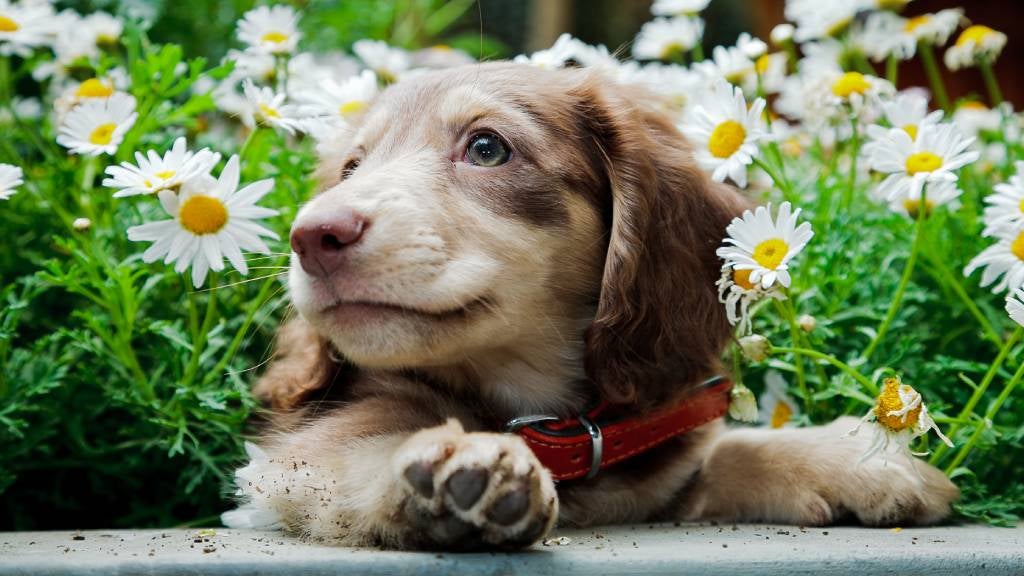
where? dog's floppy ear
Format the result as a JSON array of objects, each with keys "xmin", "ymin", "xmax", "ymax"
[
  {"xmin": 573, "ymin": 76, "xmax": 749, "ymax": 408},
  {"xmin": 253, "ymin": 315, "xmax": 343, "ymax": 411}
]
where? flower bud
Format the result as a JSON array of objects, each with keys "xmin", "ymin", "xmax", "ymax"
[
  {"xmin": 72, "ymin": 217, "xmax": 92, "ymax": 231},
  {"xmin": 739, "ymin": 334, "xmax": 771, "ymax": 362},
  {"xmin": 728, "ymin": 383, "xmax": 758, "ymax": 422},
  {"xmin": 798, "ymin": 314, "xmax": 817, "ymax": 333},
  {"xmin": 770, "ymin": 23, "xmax": 795, "ymax": 45}
]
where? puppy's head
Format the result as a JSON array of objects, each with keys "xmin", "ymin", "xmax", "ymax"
[{"xmin": 272, "ymin": 63, "xmax": 745, "ymax": 410}]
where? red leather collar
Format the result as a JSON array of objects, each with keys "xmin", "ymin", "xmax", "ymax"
[{"xmin": 507, "ymin": 376, "xmax": 732, "ymax": 481}]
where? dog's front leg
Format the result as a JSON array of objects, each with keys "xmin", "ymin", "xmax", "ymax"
[
  {"xmin": 679, "ymin": 417, "xmax": 959, "ymax": 526},
  {"xmin": 226, "ymin": 406, "xmax": 557, "ymax": 549}
]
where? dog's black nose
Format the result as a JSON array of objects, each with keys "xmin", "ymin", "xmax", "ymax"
[{"xmin": 290, "ymin": 209, "xmax": 367, "ymax": 277}]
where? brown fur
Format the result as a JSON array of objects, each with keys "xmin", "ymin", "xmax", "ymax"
[{"xmin": 226, "ymin": 63, "xmax": 958, "ymax": 549}]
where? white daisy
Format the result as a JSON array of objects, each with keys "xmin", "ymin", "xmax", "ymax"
[
  {"xmin": 716, "ymin": 263, "xmax": 784, "ymax": 335},
  {"xmin": 770, "ymin": 23, "xmax": 795, "ymax": 45},
  {"xmin": 103, "ymin": 137, "xmax": 221, "ymax": 198},
  {"xmin": 786, "ymin": 0, "xmax": 866, "ymax": 43},
  {"xmin": 0, "ymin": 0, "xmax": 53, "ymax": 56},
  {"xmin": 717, "ymin": 202, "xmax": 814, "ymax": 290},
  {"xmin": 0, "ymin": 163, "xmax": 23, "ymax": 200},
  {"xmin": 983, "ymin": 161, "xmax": 1024, "ymax": 236},
  {"xmin": 237, "ymin": 5, "xmax": 301, "ymax": 55},
  {"xmin": 83, "ymin": 10, "xmax": 123, "ymax": 49},
  {"xmin": 888, "ymin": 180, "xmax": 961, "ymax": 219},
  {"xmin": 618, "ymin": 62, "xmax": 703, "ymax": 115},
  {"xmin": 758, "ymin": 370, "xmax": 800, "ymax": 428},
  {"xmin": 964, "ymin": 226, "xmax": 1024, "ymax": 294},
  {"xmin": 695, "ymin": 44, "xmax": 755, "ymax": 85},
  {"xmin": 903, "ymin": 9, "xmax": 962, "ymax": 46},
  {"xmin": 651, "ymin": 0, "xmax": 710, "ymax": 16},
  {"xmin": 857, "ymin": 11, "xmax": 916, "ymax": 62},
  {"xmin": 56, "ymin": 92, "xmax": 137, "ymax": 156},
  {"xmin": 297, "ymin": 69, "xmax": 377, "ymax": 126},
  {"xmin": 632, "ymin": 16, "xmax": 704, "ymax": 61},
  {"xmin": 736, "ymin": 32, "xmax": 768, "ymax": 60},
  {"xmin": 127, "ymin": 155, "xmax": 279, "ymax": 288},
  {"xmin": 952, "ymin": 101, "xmax": 1001, "ymax": 138},
  {"xmin": 1008, "ymin": 288, "xmax": 1024, "ymax": 328},
  {"xmin": 863, "ymin": 91, "xmax": 943, "ymax": 167},
  {"xmin": 225, "ymin": 48, "xmax": 277, "ymax": 84},
  {"xmin": 241, "ymin": 79, "xmax": 305, "ymax": 135},
  {"xmin": 849, "ymin": 376, "xmax": 953, "ymax": 464},
  {"xmin": 513, "ymin": 33, "xmax": 583, "ymax": 69},
  {"xmin": 352, "ymin": 39, "xmax": 410, "ymax": 83},
  {"xmin": 944, "ymin": 25, "xmax": 1007, "ymax": 70},
  {"xmin": 681, "ymin": 79, "xmax": 766, "ymax": 188},
  {"xmin": 871, "ymin": 123, "xmax": 979, "ymax": 204},
  {"xmin": 823, "ymin": 70, "xmax": 895, "ymax": 117}
]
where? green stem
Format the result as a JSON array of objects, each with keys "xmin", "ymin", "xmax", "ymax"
[
  {"xmin": 978, "ymin": 59, "xmax": 1004, "ymax": 107},
  {"xmin": 919, "ymin": 42, "xmax": 950, "ymax": 113},
  {"xmin": 886, "ymin": 53, "xmax": 899, "ymax": 86},
  {"xmin": 182, "ymin": 274, "xmax": 219, "ymax": 385},
  {"xmin": 931, "ymin": 326, "xmax": 1023, "ymax": 465},
  {"xmin": 921, "ymin": 250, "xmax": 1004, "ymax": 350},
  {"xmin": 775, "ymin": 299, "xmax": 810, "ymax": 415},
  {"xmin": 752, "ymin": 155, "xmax": 796, "ymax": 203},
  {"xmin": 861, "ymin": 190, "xmax": 928, "ymax": 361},
  {"xmin": 690, "ymin": 42, "xmax": 704, "ymax": 63},
  {"xmin": 205, "ymin": 271, "xmax": 282, "ymax": 384},
  {"xmin": 944, "ymin": 355, "xmax": 1024, "ymax": 475},
  {"xmin": 770, "ymin": 346, "xmax": 878, "ymax": 396},
  {"xmin": 841, "ymin": 115, "xmax": 860, "ymax": 212}
]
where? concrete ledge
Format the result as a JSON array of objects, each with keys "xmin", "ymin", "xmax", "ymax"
[{"xmin": 1, "ymin": 524, "xmax": 1021, "ymax": 576}]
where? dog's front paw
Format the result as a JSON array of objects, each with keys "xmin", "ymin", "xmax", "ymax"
[
  {"xmin": 393, "ymin": 419, "xmax": 558, "ymax": 549},
  {"xmin": 831, "ymin": 417, "xmax": 959, "ymax": 526}
]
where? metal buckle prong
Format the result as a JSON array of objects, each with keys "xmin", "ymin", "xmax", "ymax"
[
  {"xmin": 504, "ymin": 414, "xmax": 560, "ymax": 433},
  {"xmin": 577, "ymin": 415, "xmax": 603, "ymax": 480}
]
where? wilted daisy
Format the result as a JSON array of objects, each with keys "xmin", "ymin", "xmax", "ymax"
[
  {"xmin": 56, "ymin": 92, "xmax": 138, "ymax": 156},
  {"xmin": 352, "ymin": 40, "xmax": 410, "ymax": 83},
  {"xmin": 237, "ymin": 5, "xmax": 300, "ymax": 55},
  {"xmin": 0, "ymin": 163, "xmax": 23, "ymax": 200},
  {"xmin": 888, "ymin": 180, "xmax": 961, "ymax": 219},
  {"xmin": 0, "ymin": 0, "xmax": 53, "ymax": 56},
  {"xmin": 241, "ymin": 79, "xmax": 305, "ymax": 135},
  {"xmin": 759, "ymin": 371, "xmax": 799, "ymax": 428},
  {"xmin": 103, "ymin": 137, "xmax": 221, "ymax": 198},
  {"xmin": 983, "ymin": 161, "xmax": 1024, "ymax": 236},
  {"xmin": 632, "ymin": 16, "xmax": 704, "ymax": 61},
  {"xmin": 127, "ymin": 155, "xmax": 279, "ymax": 288},
  {"xmin": 945, "ymin": 25, "xmax": 1007, "ymax": 70},
  {"xmin": 850, "ymin": 376, "xmax": 953, "ymax": 463},
  {"xmin": 738, "ymin": 334, "xmax": 771, "ymax": 362},
  {"xmin": 871, "ymin": 123, "xmax": 979, "ymax": 204},
  {"xmin": 717, "ymin": 202, "xmax": 814, "ymax": 290},
  {"xmin": 716, "ymin": 263, "xmax": 784, "ymax": 335},
  {"xmin": 964, "ymin": 226, "xmax": 1024, "ymax": 294},
  {"xmin": 298, "ymin": 70, "xmax": 377, "ymax": 126},
  {"xmin": 1008, "ymin": 288, "xmax": 1024, "ymax": 328},
  {"xmin": 681, "ymin": 79, "xmax": 766, "ymax": 188},
  {"xmin": 651, "ymin": 0, "xmax": 709, "ymax": 16}
]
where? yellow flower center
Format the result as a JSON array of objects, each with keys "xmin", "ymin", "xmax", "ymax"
[
  {"xmin": 831, "ymin": 72, "xmax": 871, "ymax": 98},
  {"xmin": 902, "ymin": 124, "xmax": 918, "ymax": 141},
  {"xmin": 770, "ymin": 401, "xmax": 793, "ymax": 429},
  {"xmin": 261, "ymin": 31, "xmax": 289, "ymax": 44},
  {"xmin": 755, "ymin": 54, "xmax": 771, "ymax": 75},
  {"xmin": 752, "ymin": 238, "xmax": 788, "ymax": 269},
  {"xmin": 733, "ymin": 268, "xmax": 756, "ymax": 290},
  {"xmin": 708, "ymin": 120, "xmax": 746, "ymax": 159},
  {"xmin": 1019, "ymin": 198, "xmax": 1024, "ymax": 215},
  {"xmin": 0, "ymin": 14, "xmax": 19, "ymax": 32},
  {"xmin": 877, "ymin": 0, "xmax": 909, "ymax": 9},
  {"xmin": 179, "ymin": 195, "xmax": 229, "ymax": 235},
  {"xmin": 874, "ymin": 378, "xmax": 921, "ymax": 431},
  {"xmin": 659, "ymin": 42, "xmax": 685, "ymax": 61},
  {"xmin": 1012, "ymin": 231, "xmax": 1024, "ymax": 262},
  {"xmin": 781, "ymin": 136, "xmax": 803, "ymax": 157},
  {"xmin": 88, "ymin": 123, "xmax": 117, "ymax": 145},
  {"xmin": 826, "ymin": 17, "xmax": 852, "ymax": 38},
  {"xmin": 258, "ymin": 103, "xmax": 280, "ymax": 119},
  {"xmin": 339, "ymin": 100, "xmax": 367, "ymax": 117},
  {"xmin": 905, "ymin": 151, "xmax": 943, "ymax": 175},
  {"xmin": 903, "ymin": 199, "xmax": 936, "ymax": 219},
  {"xmin": 956, "ymin": 25, "xmax": 997, "ymax": 47},
  {"xmin": 432, "ymin": 44, "xmax": 452, "ymax": 51},
  {"xmin": 155, "ymin": 170, "xmax": 176, "ymax": 180},
  {"xmin": 75, "ymin": 78, "xmax": 114, "ymax": 99},
  {"xmin": 904, "ymin": 15, "xmax": 932, "ymax": 33},
  {"xmin": 960, "ymin": 101, "xmax": 988, "ymax": 111}
]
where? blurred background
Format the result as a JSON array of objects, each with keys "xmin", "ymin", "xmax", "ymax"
[{"xmin": 137, "ymin": 0, "xmax": 1022, "ymax": 105}]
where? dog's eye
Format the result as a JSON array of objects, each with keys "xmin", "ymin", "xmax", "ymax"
[
  {"xmin": 465, "ymin": 133, "xmax": 511, "ymax": 167},
  {"xmin": 340, "ymin": 159, "xmax": 360, "ymax": 181}
]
